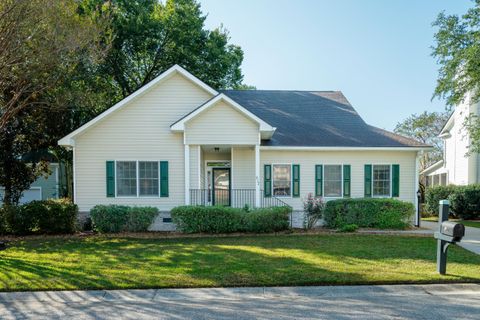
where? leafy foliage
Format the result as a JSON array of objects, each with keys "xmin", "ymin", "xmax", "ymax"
[
  {"xmin": 90, "ymin": 205, "xmax": 159, "ymax": 233},
  {"xmin": 1, "ymin": 199, "xmax": 78, "ymax": 235},
  {"xmin": 424, "ymin": 185, "xmax": 457, "ymax": 216},
  {"xmin": 302, "ymin": 193, "xmax": 325, "ymax": 229},
  {"xmin": 338, "ymin": 224, "xmax": 359, "ymax": 233},
  {"xmin": 394, "ymin": 111, "xmax": 450, "ymax": 170},
  {"xmin": 448, "ymin": 185, "xmax": 480, "ymax": 220},
  {"xmin": 323, "ymin": 198, "xmax": 414, "ymax": 230},
  {"xmin": 171, "ymin": 206, "xmax": 291, "ymax": 234},
  {"xmin": 431, "ymin": 1, "xmax": 480, "ymax": 153}
]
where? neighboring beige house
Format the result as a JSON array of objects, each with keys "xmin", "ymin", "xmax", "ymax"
[
  {"xmin": 422, "ymin": 92, "xmax": 480, "ymax": 187},
  {"xmin": 59, "ymin": 65, "xmax": 430, "ymax": 229}
]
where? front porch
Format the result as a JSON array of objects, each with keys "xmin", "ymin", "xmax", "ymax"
[{"xmin": 185, "ymin": 145, "xmax": 288, "ymax": 208}]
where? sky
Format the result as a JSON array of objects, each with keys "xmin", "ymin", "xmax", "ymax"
[{"xmin": 198, "ymin": 0, "xmax": 472, "ymax": 130}]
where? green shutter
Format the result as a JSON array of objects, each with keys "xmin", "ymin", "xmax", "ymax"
[
  {"xmin": 392, "ymin": 164, "xmax": 400, "ymax": 197},
  {"xmin": 315, "ymin": 165, "xmax": 323, "ymax": 196},
  {"xmin": 106, "ymin": 161, "xmax": 115, "ymax": 197},
  {"xmin": 343, "ymin": 165, "xmax": 351, "ymax": 197},
  {"xmin": 264, "ymin": 165, "xmax": 271, "ymax": 197},
  {"xmin": 292, "ymin": 164, "xmax": 300, "ymax": 197},
  {"xmin": 160, "ymin": 161, "xmax": 169, "ymax": 197},
  {"xmin": 364, "ymin": 164, "xmax": 372, "ymax": 197}
]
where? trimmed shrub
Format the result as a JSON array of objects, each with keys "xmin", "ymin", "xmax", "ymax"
[
  {"xmin": 448, "ymin": 185, "xmax": 480, "ymax": 220},
  {"xmin": 324, "ymin": 198, "xmax": 414, "ymax": 230},
  {"xmin": 171, "ymin": 206, "xmax": 244, "ymax": 233},
  {"xmin": 126, "ymin": 207, "xmax": 159, "ymax": 232},
  {"xmin": 171, "ymin": 205, "xmax": 292, "ymax": 234},
  {"xmin": 243, "ymin": 207, "xmax": 291, "ymax": 233},
  {"xmin": 90, "ymin": 205, "xmax": 159, "ymax": 233},
  {"xmin": 424, "ymin": 185, "xmax": 456, "ymax": 216},
  {"xmin": 2, "ymin": 199, "xmax": 77, "ymax": 235}
]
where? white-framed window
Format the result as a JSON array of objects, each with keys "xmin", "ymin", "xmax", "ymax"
[
  {"xmin": 272, "ymin": 164, "xmax": 291, "ymax": 197},
  {"xmin": 139, "ymin": 161, "xmax": 159, "ymax": 196},
  {"xmin": 116, "ymin": 161, "xmax": 137, "ymax": 197},
  {"xmin": 115, "ymin": 161, "xmax": 162, "ymax": 197},
  {"xmin": 324, "ymin": 165, "xmax": 342, "ymax": 197},
  {"xmin": 372, "ymin": 164, "xmax": 391, "ymax": 197}
]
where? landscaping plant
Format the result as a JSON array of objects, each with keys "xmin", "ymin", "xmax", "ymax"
[
  {"xmin": 90, "ymin": 205, "xmax": 159, "ymax": 233},
  {"xmin": 302, "ymin": 193, "xmax": 325, "ymax": 229},
  {"xmin": 323, "ymin": 198, "xmax": 414, "ymax": 229}
]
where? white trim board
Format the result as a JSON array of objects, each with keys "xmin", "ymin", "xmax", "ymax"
[{"xmin": 58, "ymin": 65, "xmax": 218, "ymax": 147}]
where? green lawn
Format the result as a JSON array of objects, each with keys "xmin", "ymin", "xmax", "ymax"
[
  {"xmin": 422, "ymin": 217, "xmax": 480, "ymax": 228},
  {"xmin": 1, "ymin": 234, "xmax": 479, "ymax": 292}
]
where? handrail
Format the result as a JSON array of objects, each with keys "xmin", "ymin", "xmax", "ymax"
[{"xmin": 189, "ymin": 189, "xmax": 291, "ymax": 208}]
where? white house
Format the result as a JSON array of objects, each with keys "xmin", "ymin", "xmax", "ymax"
[
  {"xmin": 422, "ymin": 92, "xmax": 480, "ymax": 186},
  {"xmin": 59, "ymin": 65, "xmax": 430, "ymax": 229}
]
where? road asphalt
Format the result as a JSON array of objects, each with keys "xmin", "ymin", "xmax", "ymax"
[{"xmin": 0, "ymin": 284, "xmax": 479, "ymax": 319}]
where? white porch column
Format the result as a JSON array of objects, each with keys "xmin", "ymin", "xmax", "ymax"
[
  {"xmin": 185, "ymin": 144, "xmax": 190, "ymax": 205},
  {"xmin": 255, "ymin": 144, "xmax": 260, "ymax": 207}
]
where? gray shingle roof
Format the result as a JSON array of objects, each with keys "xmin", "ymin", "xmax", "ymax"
[{"xmin": 221, "ymin": 90, "xmax": 429, "ymax": 148}]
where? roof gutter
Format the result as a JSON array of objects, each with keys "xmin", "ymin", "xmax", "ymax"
[{"xmin": 259, "ymin": 146, "xmax": 433, "ymax": 151}]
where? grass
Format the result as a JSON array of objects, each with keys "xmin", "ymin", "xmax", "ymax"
[
  {"xmin": 0, "ymin": 234, "xmax": 479, "ymax": 292},
  {"xmin": 422, "ymin": 217, "xmax": 480, "ymax": 228}
]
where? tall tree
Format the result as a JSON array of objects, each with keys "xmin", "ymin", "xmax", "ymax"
[
  {"xmin": 0, "ymin": 0, "xmax": 104, "ymax": 204},
  {"xmin": 432, "ymin": 0, "xmax": 480, "ymax": 153},
  {"xmin": 80, "ymin": 0, "xmax": 246, "ymax": 102},
  {"xmin": 394, "ymin": 111, "xmax": 450, "ymax": 171}
]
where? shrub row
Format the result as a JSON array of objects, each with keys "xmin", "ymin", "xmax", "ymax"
[
  {"xmin": 425, "ymin": 185, "xmax": 480, "ymax": 220},
  {"xmin": 0, "ymin": 199, "xmax": 78, "ymax": 235},
  {"xmin": 323, "ymin": 198, "xmax": 414, "ymax": 229},
  {"xmin": 90, "ymin": 205, "xmax": 159, "ymax": 233},
  {"xmin": 170, "ymin": 206, "xmax": 291, "ymax": 234}
]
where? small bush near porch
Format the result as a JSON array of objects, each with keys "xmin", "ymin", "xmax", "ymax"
[
  {"xmin": 171, "ymin": 206, "xmax": 291, "ymax": 233},
  {"xmin": 0, "ymin": 234, "xmax": 479, "ymax": 291}
]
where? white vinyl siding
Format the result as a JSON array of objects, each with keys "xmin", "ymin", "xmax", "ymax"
[
  {"xmin": 184, "ymin": 101, "xmax": 259, "ymax": 145},
  {"xmin": 261, "ymin": 150, "xmax": 417, "ymax": 210},
  {"xmin": 74, "ymin": 72, "xmax": 213, "ymax": 211},
  {"xmin": 231, "ymin": 147, "xmax": 255, "ymax": 189}
]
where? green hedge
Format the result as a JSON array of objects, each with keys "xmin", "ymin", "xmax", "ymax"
[
  {"xmin": 425, "ymin": 184, "xmax": 480, "ymax": 220},
  {"xmin": 90, "ymin": 205, "xmax": 159, "ymax": 233},
  {"xmin": 323, "ymin": 198, "xmax": 414, "ymax": 229},
  {"xmin": 0, "ymin": 199, "xmax": 78, "ymax": 235},
  {"xmin": 424, "ymin": 185, "xmax": 457, "ymax": 216},
  {"xmin": 171, "ymin": 206, "xmax": 291, "ymax": 234}
]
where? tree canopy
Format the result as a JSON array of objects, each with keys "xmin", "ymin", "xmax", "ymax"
[
  {"xmin": 394, "ymin": 111, "xmax": 449, "ymax": 171},
  {"xmin": 432, "ymin": 0, "xmax": 480, "ymax": 153}
]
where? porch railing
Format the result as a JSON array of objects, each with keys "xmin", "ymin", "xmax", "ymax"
[{"xmin": 189, "ymin": 189, "xmax": 291, "ymax": 208}]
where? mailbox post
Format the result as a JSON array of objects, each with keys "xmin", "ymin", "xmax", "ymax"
[{"xmin": 434, "ymin": 200, "xmax": 465, "ymax": 275}]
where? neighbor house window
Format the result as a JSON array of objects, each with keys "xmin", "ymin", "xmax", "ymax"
[
  {"xmin": 139, "ymin": 161, "xmax": 159, "ymax": 196},
  {"xmin": 372, "ymin": 165, "xmax": 391, "ymax": 197},
  {"xmin": 324, "ymin": 165, "xmax": 342, "ymax": 197},
  {"xmin": 116, "ymin": 161, "xmax": 137, "ymax": 196},
  {"xmin": 272, "ymin": 164, "xmax": 291, "ymax": 196}
]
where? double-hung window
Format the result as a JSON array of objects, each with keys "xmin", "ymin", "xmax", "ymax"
[
  {"xmin": 272, "ymin": 164, "xmax": 291, "ymax": 196},
  {"xmin": 372, "ymin": 165, "xmax": 391, "ymax": 197},
  {"xmin": 116, "ymin": 161, "xmax": 137, "ymax": 196},
  {"xmin": 324, "ymin": 165, "xmax": 342, "ymax": 197},
  {"xmin": 116, "ymin": 161, "xmax": 160, "ymax": 197}
]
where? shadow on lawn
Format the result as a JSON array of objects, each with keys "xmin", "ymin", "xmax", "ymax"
[{"xmin": 0, "ymin": 234, "xmax": 479, "ymax": 291}]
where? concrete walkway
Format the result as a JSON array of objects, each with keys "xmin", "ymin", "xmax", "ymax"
[
  {"xmin": 0, "ymin": 284, "xmax": 479, "ymax": 319},
  {"xmin": 421, "ymin": 221, "xmax": 480, "ymax": 255}
]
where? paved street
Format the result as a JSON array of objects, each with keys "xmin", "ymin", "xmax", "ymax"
[{"xmin": 0, "ymin": 284, "xmax": 479, "ymax": 319}]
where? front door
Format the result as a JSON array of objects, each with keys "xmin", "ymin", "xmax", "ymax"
[{"xmin": 212, "ymin": 168, "xmax": 230, "ymax": 206}]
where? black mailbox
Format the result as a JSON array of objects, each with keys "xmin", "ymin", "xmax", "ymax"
[{"xmin": 440, "ymin": 221, "xmax": 465, "ymax": 241}]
